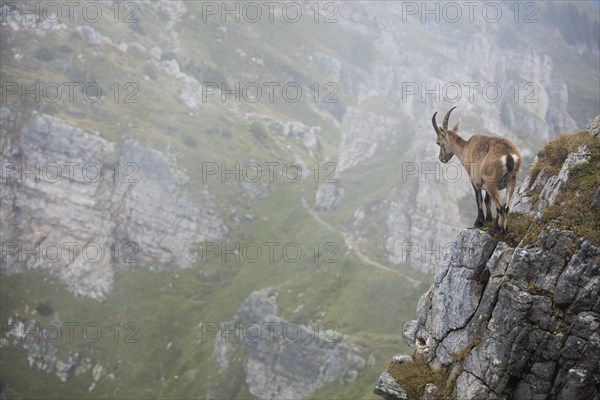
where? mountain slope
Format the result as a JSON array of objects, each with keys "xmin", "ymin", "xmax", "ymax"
[{"xmin": 1, "ymin": 1, "xmax": 599, "ymax": 399}]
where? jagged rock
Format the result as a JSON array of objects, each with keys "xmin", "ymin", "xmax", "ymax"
[
  {"xmin": 545, "ymin": 80, "xmax": 577, "ymax": 137},
  {"xmin": 3, "ymin": 316, "xmax": 92, "ymax": 383},
  {"xmin": 588, "ymin": 114, "xmax": 600, "ymax": 138},
  {"xmin": 384, "ymin": 122, "xmax": 471, "ymax": 275},
  {"xmin": 145, "ymin": 0, "xmax": 187, "ymax": 30},
  {"xmin": 381, "ymin": 227, "xmax": 600, "ymax": 399},
  {"xmin": 0, "ymin": 109, "xmax": 227, "ymax": 299},
  {"xmin": 427, "ymin": 229, "xmax": 496, "ymax": 342},
  {"xmin": 402, "ymin": 320, "xmax": 419, "ymax": 348},
  {"xmin": 213, "ymin": 288, "xmax": 366, "ymax": 400},
  {"xmin": 419, "ymin": 383, "xmax": 439, "ymax": 400},
  {"xmin": 310, "ymin": 52, "xmax": 342, "ymax": 82},
  {"xmin": 373, "ymin": 372, "xmax": 408, "ymax": 400},
  {"xmin": 455, "ymin": 371, "xmax": 506, "ymax": 400},
  {"xmin": 538, "ymin": 145, "xmax": 590, "ymax": 206},
  {"xmin": 392, "ymin": 354, "xmax": 412, "ymax": 365},
  {"xmin": 0, "ymin": 3, "xmax": 66, "ymax": 36},
  {"xmin": 379, "ymin": 135, "xmax": 600, "ymax": 399},
  {"xmin": 157, "ymin": 59, "xmax": 204, "ymax": 108},
  {"xmin": 338, "ymin": 108, "xmax": 400, "ymax": 171},
  {"xmin": 75, "ymin": 26, "xmax": 112, "ymax": 46},
  {"xmin": 150, "ymin": 47, "xmax": 162, "ymax": 60},
  {"xmin": 315, "ymin": 184, "xmax": 345, "ymax": 211},
  {"xmin": 281, "ymin": 121, "xmax": 319, "ymax": 148},
  {"xmin": 510, "ymin": 145, "xmax": 591, "ymax": 220},
  {"xmin": 266, "ymin": 118, "xmax": 320, "ymax": 148},
  {"xmin": 245, "ymin": 113, "xmax": 321, "ymax": 150}
]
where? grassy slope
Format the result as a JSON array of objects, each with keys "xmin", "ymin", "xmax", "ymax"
[{"xmin": 0, "ymin": 178, "xmax": 428, "ymax": 399}]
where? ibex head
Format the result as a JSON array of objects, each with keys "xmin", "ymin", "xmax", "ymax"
[{"xmin": 432, "ymin": 106, "xmax": 460, "ymax": 163}]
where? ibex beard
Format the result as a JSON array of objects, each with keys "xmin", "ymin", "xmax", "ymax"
[{"xmin": 432, "ymin": 106, "xmax": 521, "ymax": 234}]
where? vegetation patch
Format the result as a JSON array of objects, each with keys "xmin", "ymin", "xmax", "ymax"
[
  {"xmin": 528, "ymin": 131, "xmax": 597, "ymax": 184},
  {"xmin": 535, "ymin": 138, "xmax": 600, "ymax": 246},
  {"xmin": 386, "ymin": 357, "xmax": 454, "ymax": 399},
  {"xmin": 488, "ymin": 212, "xmax": 535, "ymax": 247},
  {"xmin": 528, "ymin": 283, "xmax": 554, "ymax": 298},
  {"xmin": 490, "ymin": 131, "xmax": 600, "ymax": 247}
]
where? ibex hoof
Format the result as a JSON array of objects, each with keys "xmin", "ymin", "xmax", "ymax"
[{"xmin": 474, "ymin": 219, "xmax": 484, "ymax": 228}]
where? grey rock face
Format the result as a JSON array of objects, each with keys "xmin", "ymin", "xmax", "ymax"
[
  {"xmin": 386, "ymin": 227, "xmax": 600, "ymax": 399},
  {"xmin": 537, "ymin": 145, "xmax": 590, "ymax": 206},
  {"xmin": 315, "ymin": 183, "xmax": 345, "ymax": 211},
  {"xmin": 545, "ymin": 80, "xmax": 577, "ymax": 137},
  {"xmin": 382, "ymin": 228, "xmax": 599, "ymax": 399},
  {"xmin": 213, "ymin": 288, "xmax": 366, "ymax": 400},
  {"xmin": 377, "ymin": 136, "xmax": 600, "ymax": 398},
  {"xmin": 510, "ymin": 145, "xmax": 591, "ymax": 220},
  {"xmin": 338, "ymin": 107, "xmax": 400, "ymax": 171},
  {"xmin": 373, "ymin": 372, "xmax": 407, "ymax": 400},
  {"xmin": 419, "ymin": 383, "xmax": 439, "ymax": 400},
  {"xmin": 247, "ymin": 113, "xmax": 321, "ymax": 150},
  {"xmin": 392, "ymin": 354, "xmax": 412, "ymax": 365},
  {"xmin": 454, "ymin": 371, "xmax": 506, "ymax": 400},
  {"xmin": 427, "ymin": 230, "xmax": 496, "ymax": 343},
  {"xmin": 0, "ymin": 2, "xmax": 66, "ymax": 36},
  {"xmin": 0, "ymin": 109, "xmax": 227, "ymax": 299},
  {"xmin": 3, "ymin": 316, "xmax": 92, "ymax": 383},
  {"xmin": 588, "ymin": 114, "xmax": 600, "ymax": 138},
  {"xmin": 75, "ymin": 25, "xmax": 112, "ymax": 46},
  {"xmin": 372, "ymin": 353, "xmax": 413, "ymax": 400},
  {"xmin": 310, "ymin": 52, "xmax": 342, "ymax": 83}
]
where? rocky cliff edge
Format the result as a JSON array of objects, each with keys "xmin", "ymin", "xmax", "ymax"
[{"xmin": 374, "ymin": 115, "xmax": 600, "ymax": 400}]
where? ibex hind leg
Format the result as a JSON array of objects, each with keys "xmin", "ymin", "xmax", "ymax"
[
  {"xmin": 484, "ymin": 192, "xmax": 493, "ymax": 223},
  {"xmin": 485, "ymin": 185, "xmax": 504, "ymax": 234},
  {"xmin": 501, "ymin": 205, "xmax": 509, "ymax": 234},
  {"xmin": 502, "ymin": 174, "xmax": 518, "ymax": 233}
]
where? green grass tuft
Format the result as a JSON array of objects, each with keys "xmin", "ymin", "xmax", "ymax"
[{"xmin": 386, "ymin": 357, "xmax": 454, "ymax": 400}]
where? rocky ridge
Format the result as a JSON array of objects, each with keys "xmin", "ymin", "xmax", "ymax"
[
  {"xmin": 374, "ymin": 117, "xmax": 600, "ymax": 399},
  {"xmin": 0, "ymin": 108, "xmax": 227, "ymax": 300},
  {"xmin": 213, "ymin": 288, "xmax": 369, "ymax": 400},
  {"xmin": 2, "ymin": 316, "xmax": 94, "ymax": 384}
]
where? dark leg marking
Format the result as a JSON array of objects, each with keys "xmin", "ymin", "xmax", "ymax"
[
  {"xmin": 489, "ymin": 206, "xmax": 501, "ymax": 233},
  {"xmin": 473, "ymin": 186, "xmax": 484, "ymax": 228},
  {"xmin": 484, "ymin": 192, "xmax": 493, "ymax": 222}
]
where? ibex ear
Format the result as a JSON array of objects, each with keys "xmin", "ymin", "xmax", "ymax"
[{"xmin": 452, "ymin": 118, "xmax": 461, "ymax": 132}]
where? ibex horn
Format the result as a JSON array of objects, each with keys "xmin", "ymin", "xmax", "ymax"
[
  {"xmin": 432, "ymin": 112, "xmax": 442, "ymax": 135},
  {"xmin": 443, "ymin": 106, "xmax": 457, "ymax": 130}
]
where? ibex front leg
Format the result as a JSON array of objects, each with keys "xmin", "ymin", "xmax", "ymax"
[{"xmin": 472, "ymin": 184, "xmax": 485, "ymax": 228}]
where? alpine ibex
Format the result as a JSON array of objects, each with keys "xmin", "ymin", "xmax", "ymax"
[{"xmin": 432, "ymin": 107, "xmax": 521, "ymax": 233}]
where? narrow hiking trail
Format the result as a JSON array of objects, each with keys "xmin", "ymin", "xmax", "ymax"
[
  {"xmin": 299, "ymin": 184, "xmax": 423, "ymax": 288},
  {"xmin": 271, "ymin": 135, "xmax": 423, "ymax": 288}
]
